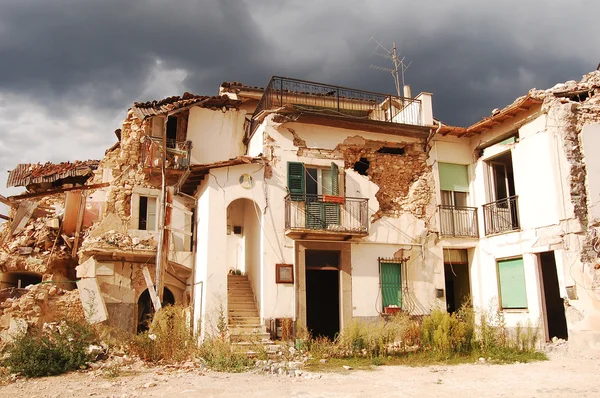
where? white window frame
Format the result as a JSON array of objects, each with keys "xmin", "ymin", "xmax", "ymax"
[{"xmin": 131, "ymin": 188, "xmax": 161, "ymax": 232}]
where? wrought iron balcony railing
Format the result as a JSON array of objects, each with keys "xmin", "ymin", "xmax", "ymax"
[
  {"xmin": 438, "ymin": 205, "xmax": 479, "ymax": 238},
  {"xmin": 250, "ymin": 76, "xmax": 422, "ymax": 138},
  {"xmin": 285, "ymin": 194, "xmax": 369, "ymax": 235},
  {"xmin": 141, "ymin": 136, "xmax": 192, "ymax": 170},
  {"xmin": 482, "ymin": 196, "xmax": 520, "ymax": 236}
]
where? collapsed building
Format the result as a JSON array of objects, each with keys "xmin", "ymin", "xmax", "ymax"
[{"xmin": 0, "ymin": 71, "xmax": 599, "ymax": 347}]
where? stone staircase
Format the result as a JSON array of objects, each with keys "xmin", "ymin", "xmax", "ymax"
[{"xmin": 227, "ymin": 274, "xmax": 270, "ymax": 344}]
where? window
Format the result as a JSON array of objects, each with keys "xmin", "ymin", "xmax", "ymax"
[
  {"xmin": 483, "ymin": 152, "xmax": 519, "ymax": 235},
  {"xmin": 380, "ymin": 261, "xmax": 402, "ymax": 309},
  {"xmin": 138, "ymin": 196, "xmax": 158, "ymax": 231},
  {"xmin": 497, "ymin": 257, "xmax": 528, "ymax": 309},
  {"xmin": 438, "ymin": 163, "xmax": 469, "ymax": 204},
  {"xmin": 287, "ymin": 162, "xmax": 340, "ymax": 199},
  {"xmin": 287, "ymin": 162, "xmax": 341, "ymax": 229}
]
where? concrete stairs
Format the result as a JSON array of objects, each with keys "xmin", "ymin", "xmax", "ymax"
[{"xmin": 227, "ymin": 274, "xmax": 270, "ymax": 345}]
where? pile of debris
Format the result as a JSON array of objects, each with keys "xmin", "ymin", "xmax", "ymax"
[
  {"xmin": 0, "ymin": 284, "xmax": 84, "ymax": 345},
  {"xmin": 80, "ymin": 230, "xmax": 157, "ymax": 252}
]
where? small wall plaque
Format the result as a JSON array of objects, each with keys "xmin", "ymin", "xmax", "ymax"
[
  {"xmin": 239, "ymin": 174, "xmax": 254, "ymax": 189},
  {"xmin": 276, "ymin": 263, "xmax": 294, "ymax": 284}
]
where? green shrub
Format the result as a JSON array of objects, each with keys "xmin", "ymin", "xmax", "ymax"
[
  {"xmin": 420, "ymin": 309, "xmax": 474, "ymax": 355},
  {"xmin": 2, "ymin": 321, "xmax": 99, "ymax": 377}
]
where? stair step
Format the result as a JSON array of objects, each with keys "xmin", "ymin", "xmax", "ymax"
[
  {"xmin": 230, "ymin": 332, "xmax": 271, "ymax": 342},
  {"xmin": 229, "ymin": 317, "xmax": 261, "ymax": 324}
]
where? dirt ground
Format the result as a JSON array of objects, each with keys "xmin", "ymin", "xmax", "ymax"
[{"xmin": 1, "ymin": 351, "xmax": 599, "ymax": 398}]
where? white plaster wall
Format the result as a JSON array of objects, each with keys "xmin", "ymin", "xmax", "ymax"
[
  {"xmin": 581, "ymin": 123, "xmax": 600, "ymax": 221},
  {"xmin": 247, "ymin": 125, "xmax": 265, "ymax": 157},
  {"xmin": 243, "ymin": 200, "xmax": 262, "ymax": 310},
  {"xmin": 187, "ymin": 107, "xmax": 247, "ymax": 164}
]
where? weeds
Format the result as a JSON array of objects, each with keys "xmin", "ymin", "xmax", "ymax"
[
  {"xmin": 302, "ymin": 303, "xmax": 546, "ymax": 368},
  {"xmin": 197, "ymin": 336, "xmax": 253, "ymax": 372},
  {"xmin": 2, "ymin": 321, "xmax": 100, "ymax": 377},
  {"xmin": 129, "ymin": 305, "xmax": 196, "ymax": 363}
]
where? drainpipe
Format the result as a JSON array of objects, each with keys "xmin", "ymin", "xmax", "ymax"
[{"xmin": 425, "ymin": 120, "xmax": 443, "ymax": 153}]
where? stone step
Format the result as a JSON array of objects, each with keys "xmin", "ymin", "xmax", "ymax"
[
  {"xmin": 229, "ymin": 317, "xmax": 261, "ymax": 325},
  {"xmin": 230, "ymin": 325, "xmax": 267, "ymax": 334},
  {"xmin": 228, "ymin": 302, "xmax": 257, "ymax": 309},
  {"xmin": 230, "ymin": 332, "xmax": 271, "ymax": 342}
]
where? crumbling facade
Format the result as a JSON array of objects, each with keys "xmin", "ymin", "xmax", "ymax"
[
  {"xmin": 3, "ymin": 70, "xmax": 599, "ymax": 347},
  {"xmin": 432, "ymin": 70, "xmax": 600, "ymax": 347}
]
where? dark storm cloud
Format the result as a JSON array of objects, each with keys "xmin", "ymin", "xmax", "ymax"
[
  {"xmin": 1, "ymin": 0, "xmax": 598, "ymax": 123},
  {"xmin": 1, "ymin": 0, "xmax": 599, "ymax": 207}
]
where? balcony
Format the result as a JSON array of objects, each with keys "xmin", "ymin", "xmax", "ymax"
[
  {"xmin": 250, "ymin": 76, "xmax": 423, "ymax": 138},
  {"xmin": 482, "ymin": 196, "xmax": 520, "ymax": 236},
  {"xmin": 141, "ymin": 136, "xmax": 192, "ymax": 170},
  {"xmin": 438, "ymin": 205, "xmax": 479, "ymax": 238},
  {"xmin": 285, "ymin": 194, "xmax": 369, "ymax": 240}
]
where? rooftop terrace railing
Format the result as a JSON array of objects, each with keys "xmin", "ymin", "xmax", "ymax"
[{"xmin": 249, "ymin": 76, "xmax": 422, "ymax": 139}]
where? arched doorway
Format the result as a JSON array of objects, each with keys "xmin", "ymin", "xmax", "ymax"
[
  {"xmin": 137, "ymin": 287, "xmax": 175, "ymax": 333},
  {"xmin": 226, "ymin": 198, "xmax": 261, "ymax": 307}
]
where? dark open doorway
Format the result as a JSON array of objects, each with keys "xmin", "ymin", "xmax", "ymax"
[
  {"xmin": 137, "ymin": 287, "xmax": 175, "ymax": 333},
  {"xmin": 539, "ymin": 251, "xmax": 568, "ymax": 340},
  {"xmin": 305, "ymin": 250, "xmax": 340, "ymax": 340},
  {"xmin": 444, "ymin": 249, "xmax": 471, "ymax": 313}
]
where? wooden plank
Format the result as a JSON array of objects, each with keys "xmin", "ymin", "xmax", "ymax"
[
  {"xmin": 0, "ymin": 214, "xmax": 10, "ymax": 221},
  {"xmin": 8, "ymin": 182, "xmax": 109, "ymax": 201},
  {"xmin": 71, "ymin": 192, "xmax": 87, "ymax": 257},
  {"xmin": 10, "ymin": 200, "xmax": 38, "ymax": 235},
  {"xmin": 142, "ymin": 266, "xmax": 162, "ymax": 312},
  {"xmin": 0, "ymin": 194, "xmax": 14, "ymax": 208},
  {"xmin": 156, "ymin": 186, "xmax": 174, "ymax": 301}
]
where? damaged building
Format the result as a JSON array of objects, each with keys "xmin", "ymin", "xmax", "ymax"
[
  {"xmin": 1, "ymin": 70, "xmax": 600, "ymax": 348},
  {"xmin": 432, "ymin": 70, "xmax": 600, "ymax": 347}
]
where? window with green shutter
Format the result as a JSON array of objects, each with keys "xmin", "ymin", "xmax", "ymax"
[
  {"xmin": 497, "ymin": 257, "xmax": 528, "ymax": 309},
  {"xmin": 438, "ymin": 163, "xmax": 469, "ymax": 193},
  {"xmin": 287, "ymin": 162, "xmax": 305, "ymax": 201},
  {"xmin": 381, "ymin": 262, "xmax": 402, "ymax": 309}
]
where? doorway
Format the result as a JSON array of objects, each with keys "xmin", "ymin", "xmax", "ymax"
[
  {"xmin": 305, "ymin": 250, "xmax": 340, "ymax": 340},
  {"xmin": 137, "ymin": 287, "xmax": 175, "ymax": 333},
  {"xmin": 539, "ymin": 252, "xmax": 568, "ymax": 340},
  {"xmin": 443, "ymin": 249, "xmax": 471, "ymax": 313}
]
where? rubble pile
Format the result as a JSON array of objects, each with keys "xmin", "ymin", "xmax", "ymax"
[
  {"xmin": 0, "ymin": 284, "xmax": 84, "ymax": 339},
  {"xmin": 0, "ymin": 196, "xmax": 74, "ymax": 274},
  {"xmin": 81, "ymin": 230, "xmax": 157, "ymax": 252}
]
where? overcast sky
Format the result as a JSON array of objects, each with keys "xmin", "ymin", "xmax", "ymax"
[{"xmin": 0, "ymin": 0, "xmax": 598, "ymax": 205}]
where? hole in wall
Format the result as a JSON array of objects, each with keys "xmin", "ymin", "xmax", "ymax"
[{"xmin": 353, "ymin": 157, "xmax": 370, "ymax": 176}]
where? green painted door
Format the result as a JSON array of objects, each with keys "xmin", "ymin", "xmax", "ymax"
[{"xmin": 381, "ymin": 262, "xmax": 402, "ymax": 309}]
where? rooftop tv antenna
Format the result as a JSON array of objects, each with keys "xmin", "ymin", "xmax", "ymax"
[{"xmin": 369, "ymin": 36, "xmax": 411, "ymax": 97}]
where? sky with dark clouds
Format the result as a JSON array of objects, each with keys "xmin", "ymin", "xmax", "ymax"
[{"xmin": 0, "ymin": 0, "xmax": 598, "ymax": 204}]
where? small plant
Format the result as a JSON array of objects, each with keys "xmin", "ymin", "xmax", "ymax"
[
  {"xmin": 2, "ymin": 321, "xmax": 99, "ymax": 377},
  {"xmin": 129, "ymin": 305, "xmax": 196, "ymax": 363},
  {"xmin": 197, "ymin": 336, "xmax": 253, "ymax": 372}
]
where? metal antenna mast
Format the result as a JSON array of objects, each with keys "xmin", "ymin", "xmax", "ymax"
[{"xmin": 369, "ymin": 36, "xmax": 411, "ymax": 97}]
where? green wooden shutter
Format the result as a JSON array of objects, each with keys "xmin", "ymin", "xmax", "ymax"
[
  {"xmin": 381, "ymin": 262, "xmax": 402, "ymax": 308},
  {"xmin": 287, "ymin": 162, "xmax": 305, "ymax": 201},
  {"xmin": 438, "ymin": 163, "xmax": 469, "ymax": 192},
  {"xmin": 306, "ymin": 201, "xmax": 323, "ymax": 229},
  {"xmin": 497, "ymin": 258, "xmax": 528, "ymax": 309},
  {"xmin": 323, "ymin": 203, "xmax": 340, "ymax": 226},
  {"xmin": 331, "ymin": 162, "xmax": 339, "ymax": 196}
]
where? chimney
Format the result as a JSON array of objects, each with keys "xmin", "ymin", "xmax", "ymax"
[{"xmin": 403, "ymin": 85, "xmax": 412, "ymax": 99}]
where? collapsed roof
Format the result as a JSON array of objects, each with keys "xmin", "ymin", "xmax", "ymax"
[{"xmin": 7, "ymin": 160, "xmax": 100, "ymax": 189}]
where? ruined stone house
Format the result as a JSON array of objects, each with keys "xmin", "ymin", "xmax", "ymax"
[
  {"xmin": 432, "ymin": 70, "xmax": 600, "ymax": 347},
  {"xmin": 1, "ymin": 71, "xmax": 599, "ymax": 347},
  {"xmin": 0, "ymin": 77, "xmax": 444, "ymax": 340}
]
